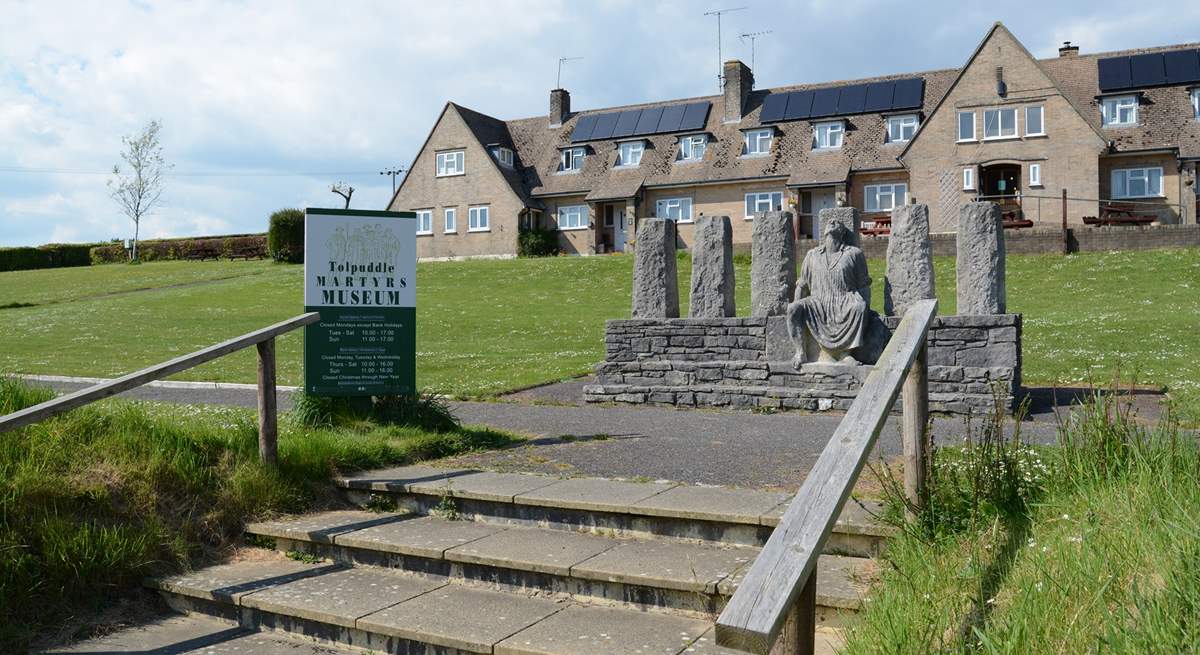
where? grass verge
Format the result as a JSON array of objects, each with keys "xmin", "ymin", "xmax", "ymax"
[
  {"xmin": 842, "ymin": 392, "xmax": 1200, "ymax": 653},
  {"xmin": 0, "ymin": 376, "xmax": 520, "ymax": 652}
]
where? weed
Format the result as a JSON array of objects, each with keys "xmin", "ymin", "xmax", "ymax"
[
  {"xmin": 246, "ymin": 534, "xmax": 277, "ymax": 550},
  {"xmin": 285, "ymin": 550, "xmax": 324, "ymax": 564},
  {"xmin": 365, "ymin": 493, "xmax": 398, "ymax": 513}
]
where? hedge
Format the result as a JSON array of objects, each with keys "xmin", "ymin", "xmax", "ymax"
[
  {"xmin": 0, "ymin": 243, "xmax": 100, "ymax": 273},
  {"xmin": 268, "ymin": 209, "xmax": 305, "ymax": 263},
  {"xmin": 89, "ymin": 234, "xmax": 267, "ymax": 264},
  {"xmin": 518, "ymin": 228, "xmax": 560, "ymax": 258}
]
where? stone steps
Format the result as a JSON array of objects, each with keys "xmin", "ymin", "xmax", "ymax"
[
  {"xmin": 334, "ymin": 465, "xmax": 895, "ymax": 557},
  {"xmin": 244, "ymin": 509, "xmax": 873, "ymax": 618}
]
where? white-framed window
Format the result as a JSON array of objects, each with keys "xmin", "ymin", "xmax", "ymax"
[
  {"xmin": 886, "ymin": 114, "xmax": 918, "ymax": 143},
  {"xmin": 864, "ymin": 183, "xmax": 908, "ymax": 213},
  {"xmin": 1029, "ymin": 163, "xmax": 1042, "ymax": 187},
  {"xmin": 493, "ymin": 147, "xmax": 514, "ymax": 168},
  {"xmin": 963, "ymin": 168, "xmax": 975, "ymax": 191},
  {"xmin": 468, "ymin": 206, "xmax": 490, "ymax": 232},
  {"xmin": 443, "ymin": 207, "xmax": 457, "ymax": 233},
  {"xmin": 559, "ymin": 147, "xmax": 586, "ymax": 172},
  {"xmin": 1111, "ymin": 167, "xmax": 1163, "ymax": 199},
  {"xmin": 983, "ymin": 108, "xmax": 1018, "ymax": 139},
  {"xmin": 957, "ymin": 111, "xmax": 976, "ymax": 142},
  {"xmin": 557, "ymin": 204, "xmax": 588, "ymax": 230},
  {"xmin": 743, "ymin": 128, "xmax": 774, "ymax": 156},
  {"xmin": 1025, "ymin": 106, "xmax": 1045, "ymax": 136},
  {"xmin": 436, "ymin": 150, "xmax": 465, "ymax": 177},
  {"xmin": 655, "ymin": 197, "xmax": 693, "ymax": 223},
  {"xmin": 616, "ymin": 141, "xmax": 644, "ymax": 167},
  {"xmin": 678, "ymin": 134, "xmax": 707, "ymax": 162},
  {"xmin": 416, "ymin": 209, "xmax": 433, "ymax": 235},
  {"xmin": 744, "ymin": 191, "xmax": 784, "ymax": 218},
  {"xmin": 1101, "ymin": 95, "xmax": 1138, "ymax": 126},
  {"xmin": 812, "ymin": 121, "xmax": 844, "ymax": 149},
  {"xmin": 1191, "ymin": 88, "xmax": 1200, "ymax": 119}
]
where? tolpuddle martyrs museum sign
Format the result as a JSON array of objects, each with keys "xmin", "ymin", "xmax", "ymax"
[{"xmin": 303, "ymin": 208, "xmax": 417, "ymax": 396}]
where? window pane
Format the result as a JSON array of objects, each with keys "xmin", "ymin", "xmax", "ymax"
[
  {"xmin": 1000, "ymin": 109, "xmax": 1015, "ymax": 135},
  {"xmin": 1027, "ymin": 107, "xmax": 1043, "ymax": 134},
  {"xmin": 959, "ymin": 112, "xmax": 973, "ymax": 140},
  {"xmin": 1149, "ymin": 168, "xmax": 1162, "ymax": 195}
]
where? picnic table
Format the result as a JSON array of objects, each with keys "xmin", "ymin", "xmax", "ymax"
[{"xmin": 1082, "ymin": 202, "xmax": 1158, "ymax": 226}]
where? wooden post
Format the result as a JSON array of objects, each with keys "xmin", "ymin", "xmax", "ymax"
[
  {"xmin": 1061, "ymin": 188, "xmax": 1069, "ymax": 254},
  {"xmin": 256, "ymin": 337, "xmax": 278, "ymax": 466},
  {"xmin": 901, "ymin": 342, "xmax": 929, "ymax": 514},
  {"xmin": 770, "ymin": 572, "xmax": 817, "ymax": 655}
]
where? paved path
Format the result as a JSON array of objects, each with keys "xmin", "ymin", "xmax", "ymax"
[{"xmin": 21, "ymin": 375, "xmax": 1072, "ymax": 489}]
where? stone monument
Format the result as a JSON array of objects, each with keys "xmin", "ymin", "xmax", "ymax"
[
  {"xmin": 689, "ymin": 215, "xmax": 735, "ymax": 317},
  {"xmin": 631, "ymin": 218, "xmax": 679, "ymax": 318},
  {"xmin": 750, "ymin": 210, "xmax": 795, "ymax": 317},
  {"xmin": 884, "ymin": 203, "xmax": 936, "ymax": 316},
  {"xmin": 786, "ymin": 217, "xmax": 872, "ymax": 368},
  {"xmin": 956, "ymin": 202, "xmax": 1006, "ymax": 314}
]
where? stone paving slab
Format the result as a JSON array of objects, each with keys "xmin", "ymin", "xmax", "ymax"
[
  {"xmin": 513, "ymin": 477, "xmax": 678, "ymax": 513},
  {"xmin": 407, "ymin": 469, "xmax": 564, "ymax": 502},
  {"xmin": 496, "ymin": 604, "xmax": 712, "ymax": 655},
  {"xmin": 571, "ymin": 539, "xmax": 757, "ymax": 594},
  {"xmin": 44, "ymin": 613, "xmax": 359, "ymax": 654},
  {"xmin": 240, "ymin": 567, "xmax": 445, "ymax": 628},
  {"xmin": 148, "ymin": 559, "xmax": 338, "ymax": 604},
  {"xmin": 333, "ymin": 515, "xmax": 504, "ymax": 559},
  {"xmin": 445, "ymin": 526, "xmax": 618, "ymax": 576},
  {"xmin": 761, "ymin": 498, "xmax": 897, "ymax": 536},
  {"xmin": 356, "ymin": 585, "xmax": 564, "ymax": 653},
  {"xmin": 716, "ymin": 554, "xmax": 873, "ymax": 609},
  {"xmin": 246, "ymin": 510, "xmax": 407, "ymax": 544},
  {"xmin": 630, "ymin": 485, "xmax": 791, "ymax": 526},
  {"xmin": 682, "ymin": 627, "xmax": 842, "ymax": 655},
  {"xmin": 335, "ymin": 464, "xmax": 476, "ymax": 492}
]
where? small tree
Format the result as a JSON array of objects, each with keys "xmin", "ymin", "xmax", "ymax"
[
  {"xmin": 109, "ymin": 120, "xmax": 170, "ymax": 261},
  {"xmin": 331, "ymin": 181, "xmax": 354, "ymax": 209}
]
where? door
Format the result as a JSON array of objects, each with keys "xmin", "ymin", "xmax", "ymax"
[
  {"xmin": 612, "ymin": 209, "xmax": 627, "ymax": 252},
  {"xmin": 810, "ymin": 189, "xmax": 836, "ymax": 238}
]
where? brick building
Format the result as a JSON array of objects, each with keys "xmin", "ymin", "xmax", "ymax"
[{"xmin": 390, "ymin": 23, "xmax": 1200, "ymax": 259}]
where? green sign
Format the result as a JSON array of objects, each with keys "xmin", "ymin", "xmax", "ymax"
[{"xmin": 303, "ymin": 208, "xmax": 417, "ymax": 396}]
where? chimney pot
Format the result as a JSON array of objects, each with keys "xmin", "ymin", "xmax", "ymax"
[
  {"xmin": 1059, "ymin": 41, "xmax": 1079, "ymax": 57},
  {"xmin": 550, "ymin": 89, "xmax": 570, "ymax": 128}
]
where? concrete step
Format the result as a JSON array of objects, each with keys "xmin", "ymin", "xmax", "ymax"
[
  {"xmin": 245, "ymin": 509, "xmax": 874, "ymax": 618},
  {"xmin": 42, "ymin": 612, "xmax": 354, "ymax": 654},
  {"xmin": 146, "ymin": 555, "xmax": 846, "ymax": 655},
  {"xmin": 335, "ymin": 465, "xmax": 895, "ymax": 556}
]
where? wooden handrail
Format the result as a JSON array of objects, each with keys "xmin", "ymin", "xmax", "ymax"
[
  {"xmin": 715, "ymin": 299, "xmax": 937, "ymax": 653},
  {"xmin": 0, "ymin": 312, "xmax": 320, "ymax": 462}
]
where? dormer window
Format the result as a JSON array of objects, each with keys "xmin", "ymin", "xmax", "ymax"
[
  {"xmin": 1101, "ymin": 95, "xmax": 1138, "ymax": 127},
  {"xmin": 559, "ymin": 146, "xmax": 586, "ymax": 173},
  {"xmin": 492, "ymin": 147, "xmax": 514, "ymax": 168},
  {"xmin": 885, "ymin": 114, "xmax": 918, "ymax": 143},
  {"xmin": 616, "ymin": 140, "xmax": 644, "ymax": 167},
  {"xmin": 813, "ymin": 121, "xmax": 844, "ymax": 149},
  {"xmin": 742, "ymin": 128, "xmax": 773, "ymax": 156},
  {"xmin": 678, "ymin": 134, "xmax": 707, "ymax": 162}
]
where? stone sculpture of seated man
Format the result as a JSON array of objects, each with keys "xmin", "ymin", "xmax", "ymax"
[{"xmin": 786, "ymin": 219, "xmax": 872, "ymax": 368}]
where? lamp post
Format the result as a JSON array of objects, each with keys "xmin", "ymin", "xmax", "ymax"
[{"xmin": 380, "ymin": 167, "xmax": 405, "ymax": 196}]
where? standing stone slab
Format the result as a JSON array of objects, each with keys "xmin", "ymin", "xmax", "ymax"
[
  {"xmin": 631, "ymin": 218, "xmax": 679, "ymax": 318},
  {"xmin": 957, "ymin": 202, "xmax": 1006, "ymax": 314},
  {"xmin": 818, "ymin": 206, "xmax": 861, "ymax": 247},
  {"xmin": 750, "ymin": 210, "xmax": 795, "ymax": 317},
  {"xmin": 690, "ymin": 215, "xmax": 735, "ymax": 317},
  {"xmin": 884, "ymin": 203, "xmax": 936, "ymax": 316}
]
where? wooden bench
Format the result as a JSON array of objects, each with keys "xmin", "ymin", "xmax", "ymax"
[{"xmin": 1093, "ymin": 202, "xmax": 1158, "ymax": 226}]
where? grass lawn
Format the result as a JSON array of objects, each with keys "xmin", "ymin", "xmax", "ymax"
[{"xmin": 0, "ymin": 249, "xmax": 1196, "ymax": 402}]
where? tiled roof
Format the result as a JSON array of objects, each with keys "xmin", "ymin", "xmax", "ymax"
[{"xmin": 453, "ymin": 104, "xmax": 539, "ymax": 207}]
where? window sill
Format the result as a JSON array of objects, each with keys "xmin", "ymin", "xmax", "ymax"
[
  {"xmin": 417, "ymin": 231, "xmax": 433, "ymax": 237},
  {"xmin": 435, "ymin": 172, "xmax": 465, "ymax": 178},
  {"xmin": 740, "ymin": 152, "xmax": 770, "ymax": 159},
  {"xmin": 468, "ymin": 227, "xmax": 491, "ymax": 233},
  {"xmin": 1102, "ymin": 123, "xmax": 1138, "ymax": 129},
  {"xmin": 1025, "ymin": 133, "xmax": 1047, "ymax": 139},
  {"xmin": 1029, "ymin": 183, "xmax": 1045, "ymax": 188},
  {"xmin": 1112, "ymin": 195, "xmax": 1165, "ymax": 200},
  {"xmin": 558, "ymin": 225, "xmax": 590, "ymax": 232},
  {"xmin": 956, "ymin": 138, "xmax": 978, "ymax": 144},
  {"xmin": 675, "ymin": 219, "xmax": 694, "ymax": 224},
  {"xmin": 443, "ymin": 230, "xmax": 457, "ymax": 235},
  {"xmin": 982, "ymin": 135, "xmax": 1020, "ymax": 142},
  {"xmin": 884, "ymin": 139, "xmax": 910, "ymax": 145},
  {"xmin": 555, "ymin": 169, "xmax": 582, "ymax": 175},
  {"xmin": 674, "ymin": 159, "xmax": 703, "ymax": 165},
  {"xmin": 812, "ymin": 146, "xmax": 843, "ymax": 151},
  {"xmin": 613, "ymin": 164, "xmax": 641, "ymax": 170}
]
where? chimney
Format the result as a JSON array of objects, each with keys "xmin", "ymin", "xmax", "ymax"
[
  {"xmin": 723, "ymin": 60, "xmax": 754, "ymax": 123},
  {"xmin": 1059, "ymin": 41, "xmax": 1079, "ymax": 57},
  {"xmin": 549, "ymin": 89, "xmax": 570, "ymax": 128}
]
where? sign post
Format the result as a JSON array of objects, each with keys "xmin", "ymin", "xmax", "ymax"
[{"xmin": 303, "ymin": 208, "xmax": 417, "ymax": 397}]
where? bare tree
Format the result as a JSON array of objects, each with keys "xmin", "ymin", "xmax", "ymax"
[
  {"xmin": 331, "ymin": 181, "xmax": 354, "ymax": 209},
  {"xmin": 109, "ymin": 120, "xmax": 170, "ymax": 261}
]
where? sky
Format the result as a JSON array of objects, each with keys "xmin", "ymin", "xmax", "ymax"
[{"xmin": 3, "ymin": 0, "xmax": 1199, "ymax": 247}]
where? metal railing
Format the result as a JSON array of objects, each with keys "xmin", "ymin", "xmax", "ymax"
[
  {"xmin": 971, "ymin": 192, "xmax": 1186, "ymax": 225},
  {"xmin": 0, "ymin": 312, "xmax": 320, "ymax": 465},
  {"xmin": 715, "ymin": 299, "xmax": 937, "ymax": 654}
]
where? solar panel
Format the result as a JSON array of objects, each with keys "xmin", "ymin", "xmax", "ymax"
[
  {"xmin": 570, "ymin": 114, "xmax": 598, "ymax": 142},
  {"xmin": 1164, "ymin": 49, "xmax": 1200, "ymax": 85},
  {"xmin": 837, "ymin": 83, "xmax": 868, "ymax": 115},
  {"xmin": 589, "ymin": 112, "xmax": 619, "ymax": 140},
  {"xmin": 759, "ymin": 93, "xmax": 788, "ymax": 122},
  {"xmin": 679, "ymin": 102, "xmax": 711, "ymax": 131},
  {"xmin": 783, "ymin": 90, "xmax": 814, "ymax": 120},
  {"xmin": 657, "ymin": 104, "xmax": 686, "ymax": 133},
  {"xmin": 891, "ymin": 78, "xmax": 924, "ymax": 110},
  {"xmin": 1130, "ymin": 53, "xmax": 1167, "ymax": 88},
  {"xmin": 863, "ymin": 81, "xmax": 895, "ymax": 112},
  {"xmin": 810, "ymin": 87, "xmax": 840, "ymax": 117},
  {"xmin": 634, "ymin": 106, "xmax": 664, "ymax": 135},
  {"xmin": 1098, "ymin": 56, "xmax": 1132, "ymax": 91},
  {"xmin": 612, "ymin": 109, "xmax": 641, "ymax": 138}
]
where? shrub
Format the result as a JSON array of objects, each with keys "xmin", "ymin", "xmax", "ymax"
[
  {"xmin": 518, "ymin": 227, "xmax": 559, "ymax": 258},
  {"xmin": 0, "ymin": 243, "xmax": 101, "ymax": 272},
  {"xmin": 89, "ymin": 235, "xmax": 267, "ymax": 264},
  {"xmin": 372, "ymin": 392, "xmax": 460, "ymax": 433},
  {"xmin": 268, "ymin": 209, "xmax": 305, "ymax": 263}
]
